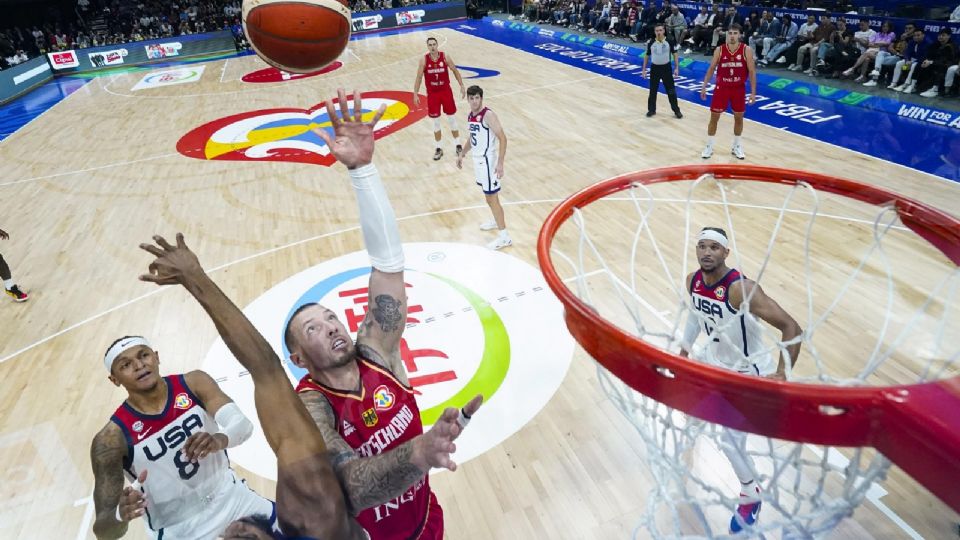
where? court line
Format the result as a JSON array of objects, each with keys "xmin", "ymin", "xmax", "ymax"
[
  {"xmin": 0, "ymin": 194, "xmax": 916, "ymax": 365},
  {"xmin": 219, "ymin": 57, "xmax": 230, "ymax": 83},
  {"xmin": 73, "ymin": 493, "xmax": 95, "ymax": 540}
]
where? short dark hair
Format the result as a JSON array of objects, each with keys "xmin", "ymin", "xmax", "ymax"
[
  {"xmin": 426, "ymin": 37, "xmax": 437, "ymax": 44},
  {"xmin": 940, "ymin": 28, "xmax": 953, "ymax": 36},
  {"xmin": 701, "ymin": 227, "xmax": 728, "ymax": 238},
  {"xmin": 728, "ymin": 23, "xmax": 742, "ymax": 33},
  {"xmin": 654, "ymin": 22, "xmax": 665, "ymax": 29},
  {"xmin": 283, "ymin": 303, "xmax": 320, "ymax": 353},
  {"xmin": 466, "ymin": 85, "xmax": 483, "ymax": 97},
  {"xmin": 859, "ymin": 17, "xmax": 869, "ymax": 23}
]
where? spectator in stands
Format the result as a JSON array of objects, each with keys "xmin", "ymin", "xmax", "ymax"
[
  {"xmin": 823, "ymin": 19, "xmax": 859, "ymax": 78},
  {"xmin": 889, "ymin": 30, "xmax": 927, "ymax": 91},
  {"xmin": 917, "ymin": 28, "xmax": 957, "ymax": 97},
  {"xmin": 945, "ymin": 57, "xmax": 960, "ymax": 97},
  {"xmin": 758, "ymin": 14, "xmax": 797, "ymax": 66},
  {"xmin": 680, "ymin": 6, "xmax": 710, "ymax": 53},
  {"xmin": 589, "ymin": 0, "xmax": 611, "ymax": 34},
  {"xmin": 691, "ymin": 4, "xmax": 721, "ymax": 53},
  {"xmin": 792, "ymin": 13, "xmax": 833, "ymax": 73},
  {"xmin": 656, "ymin": 0, "xmax": 672, "ymax": 25},
  {"xmin": 851, "ymin": 18, "xmax": 877, "ymax": 55},
  {"xmin": 664, "ymin": 5, "xmax": 686, "ymax": 43},
  {"xmin": 748, "ymin": 10, "xmax": 777, "ymax": 60},
  {"xmin": 567, "ymin": 0, "xmax": 585, "ymax": 28},
  {"xmin": 844, "ymin": 20, "xmax": 895, "ymax": 81},
  {"xmin": 622, "ymin": 2, "xmax": 640, "ymax": 38},
  {"xmin": 712, "ymin": 6, "xmax": 742, "ymax": 50},
  {"xmin": 864, "ymin": 22, "xmax": 914, "ymax": 87},
  {"xmin": 633, "ymin": 0, "xmax": 658, "ymax": 41}
]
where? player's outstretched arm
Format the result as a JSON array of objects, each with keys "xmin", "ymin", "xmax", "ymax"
[
  {"xmin": 90, "ymin": 423, "xmax": 135, "ymax": 539},
  {"xmin": 735, "ymin": 280, "xmax": 802, "ymax": 378},
  {"xmin": 139, "ymin": 235, "xmax": 362, "ymax": 539},
  {"xmin": 310, "ymin": 89, "xmax": 408, "ymax": 380},
  {"xmin": 300, "ymin": 391, "xmax": 483, "ymax": 514}
]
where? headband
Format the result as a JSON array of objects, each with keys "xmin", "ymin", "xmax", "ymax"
[
  {"xmin": 104, "ymin": 336, "xmax": 151, "ymax": 373},
  {"xmin": 697, "ymin": 229, "xmax": 729, "ymax": 248}
]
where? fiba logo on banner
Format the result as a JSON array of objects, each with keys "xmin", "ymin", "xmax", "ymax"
[{"xmin": 201, "ymin": 243, "xmax": 574, "ymax": 481}]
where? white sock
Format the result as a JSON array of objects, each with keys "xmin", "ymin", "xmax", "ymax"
[
  {"xmin": 706, "ymin": 136, "xmax": 715, "ymax": 147},
  {"xmin": 499, "ymin": 229, "xmax": 510, "ymax": 239},
  {"xmin": 4, "ymin": 279, "xmax": 14, "ymax": 290},
  {"xmin": 435, "ymin": 141, "xmax": 441, "ymax": 151},
  {"xmin": 733, "ymin": 135, "xmax": 742, "ymax": 146},
  {"xmin": 447, "ymin": 116, "xmax": 459, "ymax": 133}
]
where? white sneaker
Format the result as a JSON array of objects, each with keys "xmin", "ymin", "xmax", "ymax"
[
  {"xmin": 701, "ymin": 144, "xmax": 714, "ymax": 159},
  {"xmin": 479, "ymin": 220, "xmax": 498, "ymax": 231},
  {"xmin": 892, "ymin": 83, "xmax": 905, "ymax": 91},
  {"xmin": 903, "ymin": 83, "xmax": 916, "ymax": 94},
  {"xmin": 787, "ymin": 64, "xmax": 799, "ymax": 71},
  {"xmin": 803, "ymin": 68, "xmax": 813, "ymax": 74},
  {"xmin": 863, "ymin": 79, "xmax": 878, "ymax": 87},
  {"xmin": 887, "ymin": 82, "xmax": 900, "ymax": 90},
  {"xmin": 487, "ymin": 236, "xmax": 512, "ymax": 250},
  {"xmin": 869, "ymin": 69, "xmax": 879, "ymax": 77},
  {"xmin": 731, "ymin": 144, "xmax": 746, "ymax": 160},
  {"xmin": 776, "ymin": 56, "xmax": 787, "ymax": 64},
  {"xmin": 684, "ymin": 48, "xmax": 693, "ymax": 54},
  {"xmin": 920, "ymin": 88, "xmax": 939, "ymax": 97}
]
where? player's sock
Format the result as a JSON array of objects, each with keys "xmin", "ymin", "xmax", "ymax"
[
  {"xmin": 706, "ymin": 136, "xmax": 715, "ymax": 147},
  {"xmin": 499, "ymin": 229, "xmax": 510, "ymax": 240},
  {"xmin": 4, "ymin": 278, "xmax": 13, "ymax": 290},
  {"xmin": 733, "ymin": 135, "xmax": 742, "ymax": 147}
]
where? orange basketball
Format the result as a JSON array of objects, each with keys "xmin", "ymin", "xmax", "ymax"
[{"xmin": 242, "ymin": 0, "xmax": 352, "ymax": 74}]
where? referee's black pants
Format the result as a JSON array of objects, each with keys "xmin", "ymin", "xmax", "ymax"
[{"xmin": 648, "ymin": 63, "xmax": 681, "ymax": 114}]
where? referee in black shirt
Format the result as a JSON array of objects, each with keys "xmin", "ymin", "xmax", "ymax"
[{"xmin": 642, "ymin": 23, "xmax": 683, "ymax": 118}]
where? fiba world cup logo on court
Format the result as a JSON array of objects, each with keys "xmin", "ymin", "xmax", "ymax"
[{"xmin": 201, "ymin": 243, "xmax": 574, "ymax": 481}]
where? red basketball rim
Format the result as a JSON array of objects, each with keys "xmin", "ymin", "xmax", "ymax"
[{"xmin": 536, "ymin": 164, "xmax": 960, "ymax": 512}]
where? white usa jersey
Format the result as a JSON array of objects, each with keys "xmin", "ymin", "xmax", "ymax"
[
  {"xmin": 111, "ymin": 374, "xmax": 232, "ymax": 530},
  {"xmin": 689, "ymin": 269, "xmax": 773, "ymax": 375},
  {"xmin": 467, "ymin": 106, "xmax": 498, "ymax": 159}
]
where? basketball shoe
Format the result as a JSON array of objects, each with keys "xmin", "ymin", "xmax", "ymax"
[
  {"xmin": 5, "ymin": 285, "xmax": 28, "ymax": 302},
  {"xmin": 729, "ymin": 484, "xmax": 762, "ymax": 533},
  {"xmin": 456, "ymin": 144, "xmax": 463, "ymax": 157},
  {"xmin": 479, "ymin": 220, "xmax": 498, "ymax": 231},
  {"xmin": 433, "ymin": 148, "xmax": 443, "ymax": 160}
]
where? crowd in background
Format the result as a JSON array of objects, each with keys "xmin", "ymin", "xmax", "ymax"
[
  {"xmin": 520, "ymin": 0, "xmax": 960, "ymax": 98},
  {"xmin": 0, "ymin": 0, "xmax": 446, "ymax": 69}
]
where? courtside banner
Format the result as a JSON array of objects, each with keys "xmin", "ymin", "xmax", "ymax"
[{"xmin": 47, "ymin": 50, "xmax": 79, "ymax": 70}]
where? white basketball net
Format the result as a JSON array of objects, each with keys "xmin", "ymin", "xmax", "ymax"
[{"xmin": 549, "ymin": 173, "xmax": 959, "ymax": 539}]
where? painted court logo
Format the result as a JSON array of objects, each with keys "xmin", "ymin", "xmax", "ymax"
[
  {"xmin": 241, "ymin": 63, "xmax": 342, "ymax": 83},
  {"xmin": 176, "ymin": 91, "xmax": 427, "ymax": 167},
  {"xmin": 201, "ymin": 243, "xmax": 574, "ymax": 481},
  {"xmin": 132, "ymin": 66, "xmax": 205, "ymax": 91}
]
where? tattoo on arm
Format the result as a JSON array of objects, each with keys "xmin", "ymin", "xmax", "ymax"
[
  {"xmin": 371, "ymin": 294, "xmax": 403, "ymax": 333},
  {"xmin": 90, "ymin": 425, "xmax": 128, "ymax": 540},
  {"xmin": 299, "ymin": 391, "xmax": 425, "ymax": 513}
]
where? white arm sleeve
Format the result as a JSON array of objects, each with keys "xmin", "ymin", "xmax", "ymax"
[
  {"xmin": 349, "ymin": 163, "xmax": 405, "ymax": 273},
  {"xmin": 214, "ymin": 402, "xmax": 253, "ymax": 448},
  {"xmin": 681, "ymin": 311, "xmax": 702, "ymax": 353}
]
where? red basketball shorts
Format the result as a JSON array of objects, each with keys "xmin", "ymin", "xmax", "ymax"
[
  {"xmin": 427, "ymin": 86, "xmax": 456, "ymax": 118},
  {"xmin": 710, "ymin": 84, "xmax": 746, "ymax": 114}
]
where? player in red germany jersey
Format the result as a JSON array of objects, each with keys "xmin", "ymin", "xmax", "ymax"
[
  {"xmin": 413, "ymin": 36, "xmax": 467, "ymax": 161},
  {"xmin": 699, "ymin": 23, "xmax": 757, "ymax": 160},
  {"xmin": 139, "ymin": 88, "xmax": 481, "ymax": 540}
]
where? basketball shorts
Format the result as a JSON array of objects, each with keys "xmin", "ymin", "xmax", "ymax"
[
  {"xmin": 418, "ymin": 491, "xmax": 445, "ymax": 539},
  {"xmin": 473, "ymin": 155, "xmax": 501, "ymax": 194},
  {"xmin": 145, "ymin": 471, "xmax": 276, "ymax": 540},
  {"xmin": 427, "ymin": 86, "xmax": 456, "ymax": 118},
  {"xmin": 710, "ymin": 84, "xmax": 746, "ymax": 114}
]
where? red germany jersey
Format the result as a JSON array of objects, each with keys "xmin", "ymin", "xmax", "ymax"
[
  {"xmin": 423, "ymin": 52, "xmax": 451, "ymax": 93},
  {"xmin": 717, "ymin": 42, "xmax": 749, "ymax": 88},
  {"xmin": 296, "ymin": 358, "xmax": 434, "ymax": 540}
]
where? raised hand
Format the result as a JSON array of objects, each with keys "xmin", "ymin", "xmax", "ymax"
[
  {"xmin": 117, "ymin": 469, "xmax": 148, "ymax": 522},
  {"xmin": 311, "ymin": 88, "xmax": 387, "ymax": 170},
  {"xmin": 182, "ymin": 432, "xmax": 227, "ymax": 463},
  {"xmin": 138, "ymin": 233, "xmax": 205, "ymax": 287},
  {"xmin": 411, "ymin": 394, "xmax": 483, "ymax": 472}
]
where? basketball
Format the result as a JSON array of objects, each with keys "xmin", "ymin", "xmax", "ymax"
[{"xmin": 242, "ymin": 0, "xmax": 351, "ymax": 73}]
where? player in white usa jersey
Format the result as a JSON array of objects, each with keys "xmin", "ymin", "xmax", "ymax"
[
  {"xmin": 456, "ymin": 85, "xmax": 511, "ymax": 250},
  {"xmin": 90, "ymin": 337, "xmax": 273, "ymax": 539},
  {"xmin": 679, "ymin": 226, "xmax": 802, "ymax": 534}
]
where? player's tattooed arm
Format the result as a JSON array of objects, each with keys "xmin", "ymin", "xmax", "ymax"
[
  {"xmin": 90, "ymin": 423, "xmax": 129, "ymax": 540},
  {"xmin": 356, "ymin": 268, "xmax": 410, "ymax": 383},
  {"xmin": 300, "ymin": 391, "xmax": 426, "ymax": 514}
]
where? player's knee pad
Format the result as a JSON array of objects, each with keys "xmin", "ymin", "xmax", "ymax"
[
  {"xmin": 447, "ymin": 116, "xmax": 459, "ymax": 132},
  {"xmin": 433, "ymin": 118, "xmax": 442, "ymax": 132}
]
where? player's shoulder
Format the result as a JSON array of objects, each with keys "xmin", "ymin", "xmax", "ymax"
[
  {"xmin": 684, "ymin": 270, "xmax": 699, "ymax": 291},
  {"xmin": 92, "ymin": 419, "xmax": 125, "ymax": 447}
]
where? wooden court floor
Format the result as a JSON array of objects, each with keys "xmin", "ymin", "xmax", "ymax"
[{"xmin": 0, "ymin": 27, "xmax": 957, "ymax": 539}]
